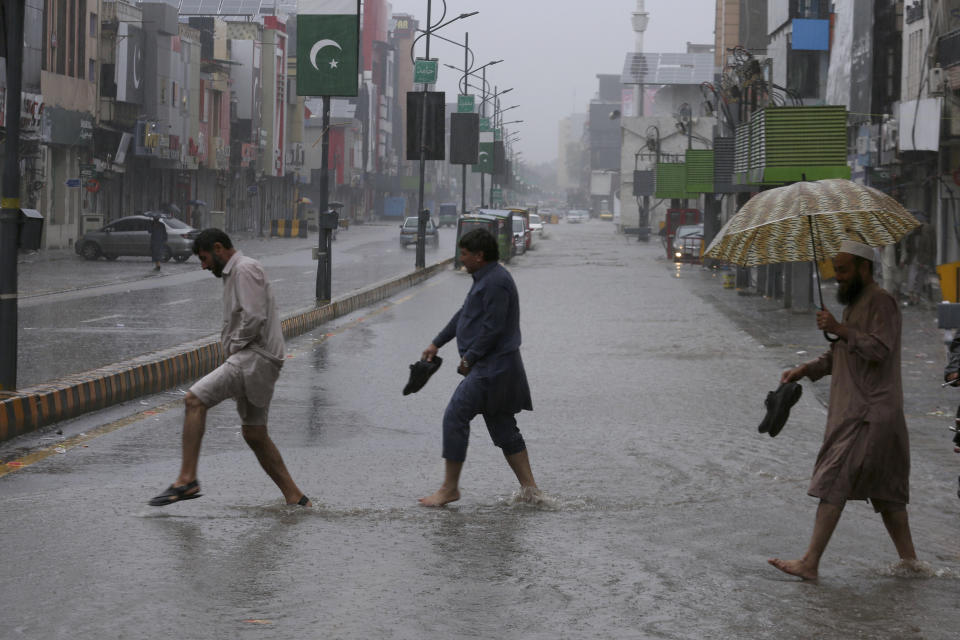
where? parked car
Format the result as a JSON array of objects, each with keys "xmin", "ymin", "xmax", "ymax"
[
  {"xmin": 509, "ymin": 208, "xmax": 534, "ymax": 251},
  {"xmin": 438, "ymin": 203, "xmax": 459, "ymax": 227},
  {"xmin": 567, "ymin": 210, "xmax": 588, "ymax": 223},
  {"xmin": 672, "ymin": 223, "xmax": 704, "ymax": 262},
  {"xmin": 511, "ymin": 216, "xmax": 527, "ymax": 255},
  {"xmin": 399, "ymin": 216, "xmax": 439, "ymax": 248},
  {"xmin": 76, "ymin": 214, "xmax": 198, "ymax": 262},
  {"xmin": 529, "ymin": 213, "xmax": 545, "ymax": 238}
]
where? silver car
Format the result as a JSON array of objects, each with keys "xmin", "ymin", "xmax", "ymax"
[{"xmin": 76, "ymin": 214, "xmax": 198, "ymax": 262}]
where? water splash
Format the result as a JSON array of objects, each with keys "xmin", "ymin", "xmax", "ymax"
[
  {"xmin": 499, "ymin": 487, "xmax": 562, "ymax": 510},
  {"xmin": 875, "ymin": 559, "xmax": 957, "ymax": 578}
]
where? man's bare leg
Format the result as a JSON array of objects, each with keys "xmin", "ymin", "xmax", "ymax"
[
  {"xmin": 504, "ymin": 449, "xmax": 538, "ymax": 489},
  {"xmin": 419, "ymin": 459, "xmax": 463, "ymax": 507},
  {"xmin": 241, "ymin": 425, "xmax": 312, "ymax": 506},
  {"xmin": 879, "ymin": 508, "xmax": 918, "ymax": 563},
  {"xmin": 173, "ymin": 393, "xmax": 207, "ymax": 495},
  {"xmin": 768, "ymin": 500, "xmax": 844, "ymax": 580}
]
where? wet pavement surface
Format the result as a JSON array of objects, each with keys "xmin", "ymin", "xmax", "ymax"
[
  {"xmin": 3, "ymin": 221, "xmax": 960, "ymax": 639},
  {"xmin": 15, "ymin": 223, "xmax": 454, "ymax": 387}
]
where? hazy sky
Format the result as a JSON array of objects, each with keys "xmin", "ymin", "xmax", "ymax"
[{"xmin": 386, "ymin": 0, "xmax": 715, "ymax": 164}]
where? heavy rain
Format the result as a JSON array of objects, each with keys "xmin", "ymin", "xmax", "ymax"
[{"xmin": 2, "ymin": 1, "xmax": 960, "ymax": 639}]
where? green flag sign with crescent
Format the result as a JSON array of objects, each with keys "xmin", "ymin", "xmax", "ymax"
[{"xmin": 297, "ymin": 0, "xmax": 360, "ymax": 97}]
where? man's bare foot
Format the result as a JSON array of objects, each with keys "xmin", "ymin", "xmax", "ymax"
[
  {"xmin": 418, "ymin": 487, "xmax": 460, "ymax": 507},
  {"xmin": 516, "ymin": 486, "xmax": 543, "ymax": 503},
  {"xmin": 768, "ymin": 557, "xmax": 818, "ymax": 581}
]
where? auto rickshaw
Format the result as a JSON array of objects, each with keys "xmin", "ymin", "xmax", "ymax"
[
  {"xmin": 508, "ymin": 207, "xmax": 533, "ymax": 251},
  {"xmin": 455, "ymin": 209, "xmax": 514, "ymax": 267}
]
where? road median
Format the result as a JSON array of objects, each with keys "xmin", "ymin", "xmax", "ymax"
[{"xmin": 0, "ymin": 258, "xmax": 453, "ymax": 443}]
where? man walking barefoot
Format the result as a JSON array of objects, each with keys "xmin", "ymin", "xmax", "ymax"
[
  {"xmin": 419, "ymin": 229, "xmax": 540, "ymax": 507},
  {"xmin": 148, "ymin": 228, "xmax": 311, "ymax": 507},
  {"xmin": 769, "ymin": 240, "xmax": 917, "ymax": 579}
]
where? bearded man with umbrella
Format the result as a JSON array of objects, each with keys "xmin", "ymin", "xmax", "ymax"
[
  {"xmin": 771, "ymin": 240, "xmax": 918, "ymax": 580},
  {"xmin": 705, "ymin": 179, "xmax": 923, "ymax": 579}
]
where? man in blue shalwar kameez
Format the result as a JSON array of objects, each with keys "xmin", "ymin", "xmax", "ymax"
[{"xmin": 419, "ymin": 229, "xmax": 540, "ymax": 506}]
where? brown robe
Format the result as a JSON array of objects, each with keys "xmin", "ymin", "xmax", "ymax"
[{"xmin": 804, "ymin": 282, "xmax": 910, "ymax": 506}]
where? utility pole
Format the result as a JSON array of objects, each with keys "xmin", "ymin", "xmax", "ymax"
[
  {"xmin": 0, "ymin": 0, "xmax": 24, "ymax": 390},
  {"xmin": 414, "ymin": 0, "xmax": 432, "ymax": 269},
  {"xmin": 461, "ymin": 32, "xmax": 469, "ymax": 219},
  {"xmin": 315, "ymin": 96, "xmax": 334, "ymax": 302}
]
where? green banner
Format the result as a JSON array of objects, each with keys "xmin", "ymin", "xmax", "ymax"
[
  {"xmin": 474, "ymin": 140, "xmax": 494, "ymax": 174},
  {"xmin": 296, "ymin": 8, "xmax": 360, "ymax": 97}
]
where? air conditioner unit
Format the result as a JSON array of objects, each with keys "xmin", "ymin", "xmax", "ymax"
[{"xmin": 930, "ymin": 66, "xmax": 946, "ymax": 96}]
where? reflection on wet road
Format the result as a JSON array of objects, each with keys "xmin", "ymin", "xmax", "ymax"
[{"xmin": 2, "ymin": 221, "xmax": 959, "ymax": 639}]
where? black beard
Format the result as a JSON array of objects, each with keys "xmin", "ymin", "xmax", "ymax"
[
  {"xmin": 211, "ymin": 256, "xmax": 226, "ymax": 278},
  {"xmin": 837, "ymin": 273, "xmax": 865, "ymax": 305}
]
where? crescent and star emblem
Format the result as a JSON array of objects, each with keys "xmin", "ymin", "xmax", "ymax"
[
  {"xmin": 132, "ymin": 46, "xmax": 142, "ymax": 89},
  {"xmin": 310, "ymin": 39, "xmax": 342, "ymax": 72}
]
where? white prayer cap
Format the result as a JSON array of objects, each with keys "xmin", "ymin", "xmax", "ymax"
[{"xmin": 836, "ymin": 239, "xmax": 875, "ymax": 262}]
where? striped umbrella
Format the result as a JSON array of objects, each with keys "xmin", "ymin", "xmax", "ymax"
[
  {"xmin": 705, "ymin": 179, "xmax": 919, "ymax": 267},
  {"xmin": 704, "ymin": 178, "xmax": 920, "ymax": 340}
]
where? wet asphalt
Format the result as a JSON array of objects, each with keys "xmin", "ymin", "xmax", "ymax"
[{"xmin": 2, "ymin": 220, "xmax": 960, "ymax": 639}]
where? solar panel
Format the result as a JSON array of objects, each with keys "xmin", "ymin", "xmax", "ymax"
[
  {"xmin": 621, "ymin": 52, "xmax": 716, "ymax": 86},
  {"xmin": 178, "ymin": 0, "xmax": 270, "ymax": 15}
]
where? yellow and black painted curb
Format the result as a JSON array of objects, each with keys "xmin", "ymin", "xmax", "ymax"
[
  {"xmin": 270, "ymin": 219, "xmax": 308, "ymax": 238},
  {"xmin": 0, "ymin": 258, "xmax": 453, "ymax": 443}
]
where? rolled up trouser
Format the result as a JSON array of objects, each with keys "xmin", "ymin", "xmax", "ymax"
[{"xmin": 442, "ymin": 373, "xmax": 526, "ymax": 462}]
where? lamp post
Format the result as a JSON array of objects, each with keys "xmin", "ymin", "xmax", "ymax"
[
  {"xmin": 410, "ymin": 4, "xmax": 477, "ymax": 269},
  {"xmin": 486, "ymin": 87, "xmax": 513, "ymax": 208},
  {"xmin": 445, "ymin": 57, "xmax": 503, "ymax": 219}
]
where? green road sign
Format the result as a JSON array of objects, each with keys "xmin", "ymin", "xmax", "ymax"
[
  {"xmin": 479, "ymin": 117, "xmax": 492, "ymax": 132},
  {"xmin": 414, "ymin": 58, "xmax": 438, "ymax": 84},
  {"xmin": 457, "ymin": 94, "xmax": 475, "ymax": 113}
]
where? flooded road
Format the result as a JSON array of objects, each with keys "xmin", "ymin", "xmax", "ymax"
[
  {"xmin": 2, "ymin": 221, "xmax": 959, "ymax": 638},
  {"xmin": 15, "ymin": 224, "xmax": 454, "ymax": 387}
]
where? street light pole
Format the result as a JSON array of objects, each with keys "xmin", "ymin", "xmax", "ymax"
[
  {"xmin": 0, "ymin": 0, "xmax": 24, "ymax": 390},
  {"xmin": 480, "ymin": 65, "xmax": 487, "ymax": 208},
  {"xmin": 486, "ymin": 86, "xmax": 512, "ymax": 208},
  {"xmin": 412, "ymin": 6, "xmax": 477, "ymax": 269},
  {"xmin": 414, "ymin": 0, "xmax": 432, "ymax": 270}
]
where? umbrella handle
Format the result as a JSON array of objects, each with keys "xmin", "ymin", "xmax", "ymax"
[{"xmin": 823, "ymin": 331, "xmax": 839, "ymax": 343}]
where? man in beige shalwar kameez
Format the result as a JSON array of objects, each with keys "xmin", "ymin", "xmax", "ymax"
[{"xmin": 769, "ymin": 240, "xmax": 918, "ymax": 580}]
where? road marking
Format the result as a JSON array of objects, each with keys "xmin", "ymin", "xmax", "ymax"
[
  {"xmin": 0, "ymin": 397, "xmax": 184, "ymax": 478},
  {"xmin": 160, "ymin": 298, "xmax": 193, "ymax": 306},
  {"xmin": 80, "ymin": 314, "xmax": 123, "ymax": 324}
]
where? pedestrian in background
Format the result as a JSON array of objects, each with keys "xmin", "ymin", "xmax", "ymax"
[
  {"xmin": 418, "ymin": 228, "xmax": 541, "ymax": 507},
  {"xmin": 769, "ymin": 240, "xmax": 919, "ymax": 580},
  {"xmin": 148, "ymin": 228, "xmax": 311, "ymax": 507},
  {"xmin": 904, "ymin": 211, "xmax": 936, "ymax": 306},
  {"xmin": 149, "ymin": 213, "xmax": 167, "ymax": 271}
]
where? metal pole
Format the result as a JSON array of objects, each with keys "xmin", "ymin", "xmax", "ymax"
[
  {"xmin": 461, "ymin": 32, "xmax": 468, "ymax": 218},
  {"xmin": 0, "ymin": 0, "xmax": 24, "ymax": 390},
  {"xmin": 489, "ymin": 88, "xmax": 496, "ymax": 208},
  {"xmin": 480, "ymin": 65, "xmax": 486, "ymax": 208},
  {"xmin": 415, "ymin": 0, "xmax": 432, "ymax": 269},
  {"xmin": 315, "ymin": 95, "xmax": 332, "ymax": 301}
]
